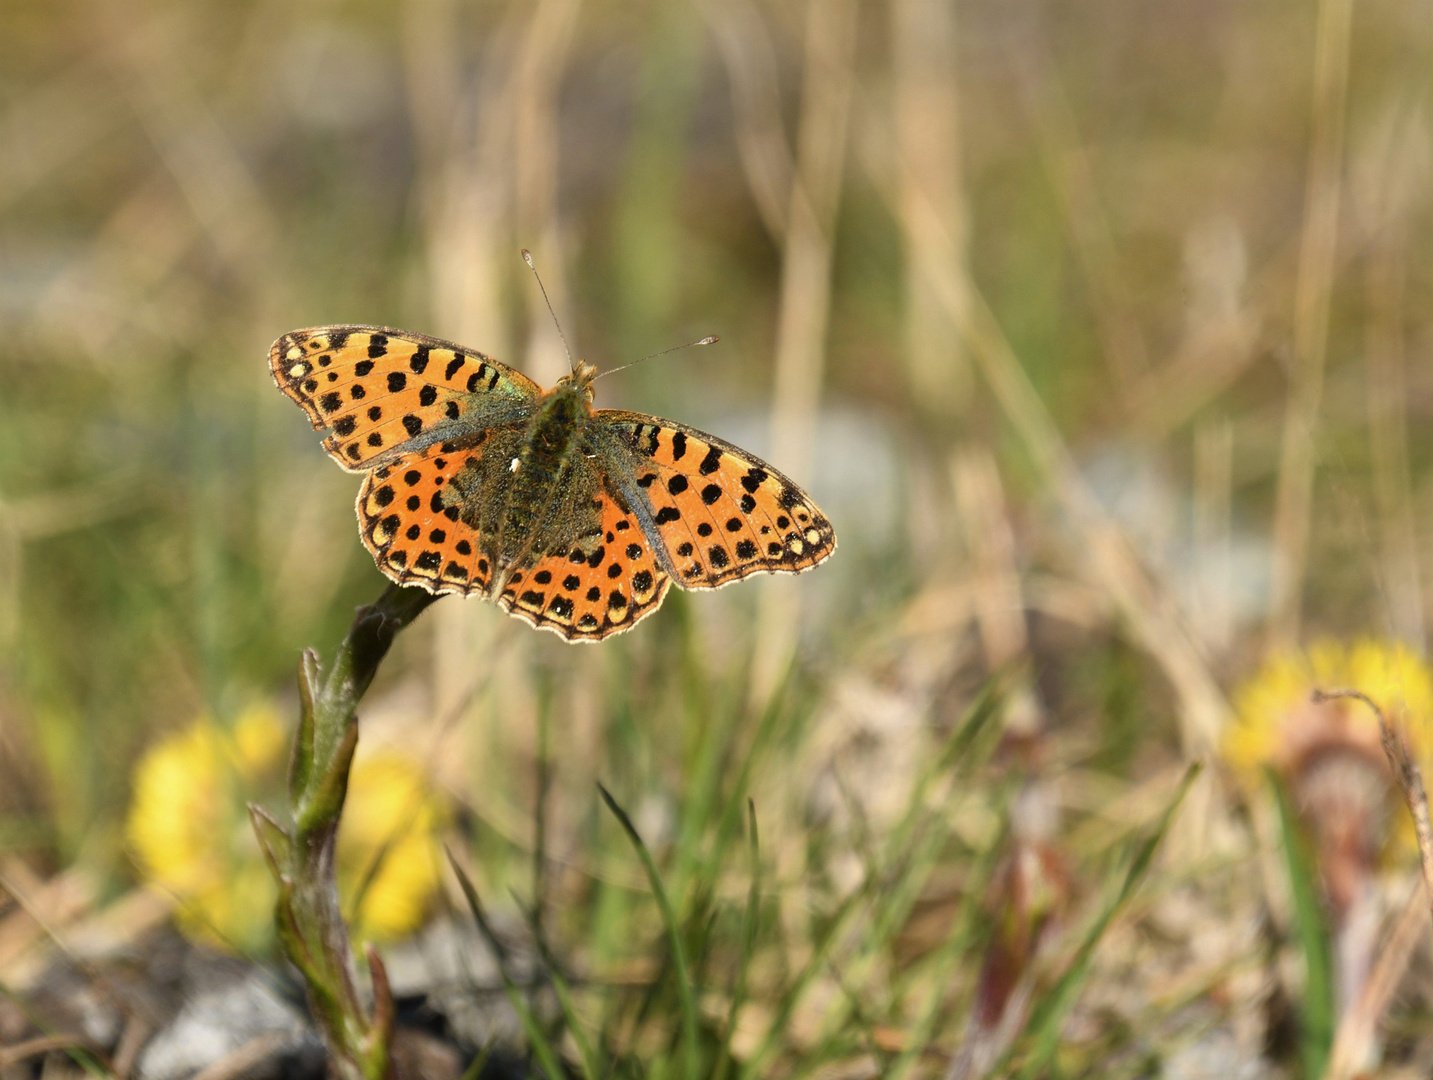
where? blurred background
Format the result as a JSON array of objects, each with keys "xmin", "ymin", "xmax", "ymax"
[{"xmin": 4, "ymin": 0, "xmax": 1433, "ymax": 1075}]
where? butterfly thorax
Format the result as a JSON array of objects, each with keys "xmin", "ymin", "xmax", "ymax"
[
  {"xmin": 527, "ymin": 363, "xmax": 596, "ymax": 451},
  {"xmin": 466, "ymin": 363, "xmax": 606, "ymax": 590}
]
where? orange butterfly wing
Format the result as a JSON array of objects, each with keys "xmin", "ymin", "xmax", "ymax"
[
  {"xmin": 270, "ymin": 325, "xmax": 539, "ymax": 471},
  {"xmin": 359, "ymin": 436, "xmax": 671, "ymax": 641},
  {"xmin": 356, "ymin": 436, "xmax": 496, "ymax": 595},
  {"xmin": 495, "ymin": 491, "xmax": 671, "ymax": 641},
  {"xmin": 597, "ymin": 413, "xmax": 836, "ymax": 589}
]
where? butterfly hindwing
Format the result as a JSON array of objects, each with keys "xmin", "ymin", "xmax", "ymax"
[
  {"xmin": 597, "ymin": 412, "xmax": 836, "ymax": 590},
  {"xmin": 271, "ymin": 325, "xmax": 540, "ymax": 471},
  {"xmin": 496, "ymin": 490, "xmax": 671, "ymax": 641},
  {"xmin": 357, "ymin": 438, "xmax": 495, "ymax": 595}
]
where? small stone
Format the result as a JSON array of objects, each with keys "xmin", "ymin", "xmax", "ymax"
[{"xmin": 136, "ymin": 972, "xmax": 318, "ymax": 1080}]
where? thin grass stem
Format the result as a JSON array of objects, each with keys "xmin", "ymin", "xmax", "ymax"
[{"xmin": 598, "ymin": 782, "xmax": 702, "ymax": 1080}]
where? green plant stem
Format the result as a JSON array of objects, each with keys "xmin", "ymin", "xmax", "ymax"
[{"xmin": 252, "ymin": 584, "xmax": 439, "ymax": 1080}]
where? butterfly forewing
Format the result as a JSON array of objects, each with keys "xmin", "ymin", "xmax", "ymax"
[
  {"xmin": 358, "ymin": 439, "xmax": 495, "ymax": 594},
  {"xmin": 597, "ymin": 412, "xmax": 836, "ymax": 589},
  {"xmin": 496, "ymin": 492, "xmax": 671, "ymax": 641},
  {"xmin": 271, "ymin": 325, "xmax": 540, "ymax": 470}
]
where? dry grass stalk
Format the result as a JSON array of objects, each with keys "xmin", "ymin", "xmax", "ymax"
[
  {"xmin": 1192, "ymin": 417, "xmax": 1234, "ymax": 653},
  {"xmin": 952, "ymin": 448, "xmax": 1029, "ymax": 672},
  {"xmin": 186, "ymin": 1033, "xmax": 288, "ymax": 1080},
  {"xmin": 1357, "ymin": 105, "xmax": 1427, "ymax": 647},
  {"xmin": 892, "ymin": 0, "xmax": 971, "ymax": 414},
  {"xmin": 954, "ymin": 285, "xmax": 1227, "ymax": 757},
  {"xmin": 952, "ymin": 447, "xmax": 1044, "ymax": 734},
  {"xmin": 1127, "ymin": 311, "xmax": 1263, "ymax": 442},
  {"xmin": 1008, "ymin": 29, "xmax": 1148, "ymax": 389},
  {"xmin": 96, "ymin": 7, "xmax": 279, "ymax": 294},
  {"xmin": 1325, "ymin": 881, "xmax": 1428, "ymax": 1080},
  {"xmin": 110, "ymin": 1014, "xmax": 152, "ymax": 1080},
  {"xmin": 0, "ymin": 1036, "xmax": 105, "ymax": 1070},
  {"xmin": 1126, "ymin": 178, "xmax": 1392, "ymax": 444},
  {"xmin": 747, "ymin": 0, "xmax": 859, "ymax": 714},
  {"xmin": 513, "ymin": 0, "xmax": 583, "ymax": 388},
  {"xmin": 855, "ymin": 86, "xmax": 1228, "ymax": 758},
  {"xmin": 1313, "ymin": 689, "xmax": 1433, "ymax": 924},
  {"xmin": 698, "ymin": 0, "xmax": 792, "ymax": 242},
  {"xmin": 1267, "ymin": 0, "xmax": 1355, "ymax": 650},
  {"xmin": 0, "ymin": 862, "xmax": 93, "ymax": 976}
]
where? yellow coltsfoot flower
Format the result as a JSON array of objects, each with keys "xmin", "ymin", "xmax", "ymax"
[
  {"xmin": 1225, "ymin": 639, "xmax": 1433, "ymax": 914},
  {"xmin": 127, "ymin": 702, "xmax": 445, "ymax": 954}
]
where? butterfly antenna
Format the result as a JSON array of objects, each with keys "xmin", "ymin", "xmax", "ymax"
[
  {"xmin": 521, "ymin": 249, "xmax": 575, "ymax": 373},
  {"xmin": 594, "ymin": 336, "xmax": 720, "ymax": 381}
]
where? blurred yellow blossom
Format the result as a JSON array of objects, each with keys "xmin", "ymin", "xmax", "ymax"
[
  {"xmin": 1226, "ymin": 639, "xmax": 1433, "ymax": 785},
  {"xmin": 1224, "ymin": 639, "xmax": 1433, "ymax": 912},
  {"xmin": 127, "ymin": 703, "xmax": 445, "ymax": 953}
]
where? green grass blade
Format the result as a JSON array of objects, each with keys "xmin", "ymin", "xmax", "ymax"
[
  {"xmin": 885, "ymin": 809, "xmax": 1013, "ymax": 1080},
  {"xmin": 512, "ymin": 892, "xmax": 603, "ymax": 1080},
  {"xmin": 884, "ymin": 678, "xmax": 1006, "ymax": 860},
  {"xmin": 1269, "ymin": 768, "xmax": 1334, "ymax": 1080},
  {"xmin": 736, "ymin": 878, "xmax": 873, "ymax": 1080},
  {"xmin": 445, "ymin": 849, "xmax": 569, "ymax": 1080},
  {"xmin": 459, "ymin": 1041, "xmax": 496, "ymax": 1080},
  {"xmin": 999, "ymin": 762, "xmax": 1201, "ymax": 1080},
  {"xmin": 792, "ymin": 689, "xmax": 1010, "ymax": 1056},
  {"xmin": 713, "ymin": 799, "xmax": 762, "ymax": 1080},
  {"xmin": 598, "ymin": 782, "xmax": 702, "ymax": 1080}
]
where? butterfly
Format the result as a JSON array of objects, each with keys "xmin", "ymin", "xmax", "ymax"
[{"xmin": 270, "ymin": 325, "xmax": 836, "ymax": 641}]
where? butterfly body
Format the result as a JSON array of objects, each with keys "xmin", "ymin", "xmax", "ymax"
[{"xmin": 272, "ymin": 325, "xmax": 835, "ymax": 641}]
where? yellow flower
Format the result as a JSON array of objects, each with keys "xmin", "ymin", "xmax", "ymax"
[
  {"xmin": 127, "ymin": 703, "xmax": 445, "ymax": 953},
  {"xmin": 1224, "ymin": 639, "xmax": 1433, "ymax": 909},
  {"xmin": 1225, "ymin": 639, "xmax": 1433, "ymax": 787},
  {"xmin": 341, "ymin": 754, "xmax": 445, "ymax": 941}
]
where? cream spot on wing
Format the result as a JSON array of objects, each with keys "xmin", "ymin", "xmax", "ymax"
[
  {"xmin": 789, "ymin": 538, "xmax": 805, "ymax": 555},
  {"xmin": 805, "ymin": 528, "xmax": 820, "ymax": 544}
]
